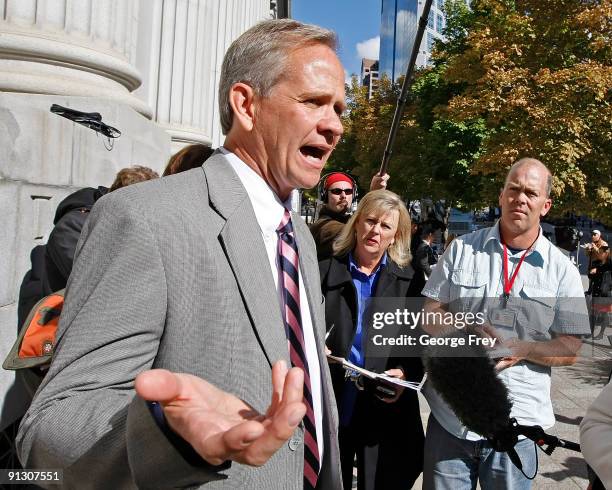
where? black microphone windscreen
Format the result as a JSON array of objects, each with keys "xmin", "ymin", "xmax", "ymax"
[{"xmin": 422, "ymin": 330, "xmax": 513, "ymax": 438}]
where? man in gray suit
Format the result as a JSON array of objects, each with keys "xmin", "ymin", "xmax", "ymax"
[{"xmin": 18, "ymin": 19, "xmax": 346, "ymax": 489}]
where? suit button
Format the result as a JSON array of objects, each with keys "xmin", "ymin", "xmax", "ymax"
[{"xmin": 288, "ymin": 436, "xmax": 302, "ymax": 451}]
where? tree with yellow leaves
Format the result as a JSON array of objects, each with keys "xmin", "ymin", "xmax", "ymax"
[{"xmin": 332, "ymin": 0, "xmax": 611, "ymax": 222}]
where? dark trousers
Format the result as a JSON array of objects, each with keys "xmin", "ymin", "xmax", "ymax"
[{"xmin": 338, "ymin": 397, "xmax": 422, "ymax": 490}]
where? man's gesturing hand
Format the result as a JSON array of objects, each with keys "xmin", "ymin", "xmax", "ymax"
[{"xmin": 135, "ymin": 360, "xmax": 306, "ymax": 467}]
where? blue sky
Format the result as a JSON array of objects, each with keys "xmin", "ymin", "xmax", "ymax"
[{"xmin": 292, "ymin": 0, "xmax": 381, "ymax": 80}]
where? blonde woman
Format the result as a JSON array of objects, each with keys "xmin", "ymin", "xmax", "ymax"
[{"xmin": 319, "ymin": 190, "xmax": 424, "ymax": 490}]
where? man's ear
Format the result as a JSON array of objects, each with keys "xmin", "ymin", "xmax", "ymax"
[
  {"xmin": 540, "ymin": 198, "xmax": 552, "ymax": 218},
  {"xmin": 228, "ymin": 82, "xmax": 256, "ymax": 132}
]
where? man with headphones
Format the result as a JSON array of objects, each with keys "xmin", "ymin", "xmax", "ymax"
[{"xmin": 310, "ymin": 171, "xmax": 389, "ymax": 260}]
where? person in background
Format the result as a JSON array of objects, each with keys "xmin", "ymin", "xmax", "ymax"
[
  {"xmin": 10, "ymin": 164, "xmax": 158, "ymax": 476},
  {"xmin": 45, "ymin": 165, "xmax": 159, "ymax": 293},
  {"xmin": 590, "ymin": 250, "xmax": 612, "ymax": 340},
  {"xmin": 320, "ymin": 189, "xmax": 424, "ymax": 490},
  {"xmin": 412, "ymin": 223, "xmax": 439, "ymax": 281},
  {"xmin": 310, "ymin": 172, "xmax": 389, "ymax": 261},
  {"xmin": 421, "ymin": 158, "xmax": 590, "ymax": 490},
  {"xmin": 583, "ymin": 230, "xmax": 611, "ymax": 337},
  {"xmin": 19, "ymin": 165, "xmax": 159, "ymax": 323},
  {"xmin": 163, "ymin": 144, "xmax": 215, "ymax": 176},
  {"xmin": 584, "ymin": 229, "xmax": 609, "ymax": 295}
]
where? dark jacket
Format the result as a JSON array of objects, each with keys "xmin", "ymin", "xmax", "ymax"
[
  {"xmin": 319, "ymin": 254, "xmax": 425, "ymax": 488},
  {"xmin": 45, "ymin": 186, "xmax": 107, "ymax": 291},
  {"xmin": 413, "ymin": 240, "xmax": 437, "ymax": 278},
  {"xmin": 17, "ymin": 187, "xmax": 106, "ymax": 327},
  {"xmin": 309, "ymin": 206, "xmax": 350, "ymax": 261},
  {"xmin": 593, "ymin": 255, "xmax": 612, "ymax": 298},
  {"xmin": 15, "ymin": 187, "xmax": 107, "ymax": 414},
  {"xmin": 17, "ymin": 245, "xmax": 50, "ymax": 329}
]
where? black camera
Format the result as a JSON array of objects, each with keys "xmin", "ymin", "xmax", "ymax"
[{"xmin": 554, "ymin": 226, "xmax": 583, "ymax": 251}]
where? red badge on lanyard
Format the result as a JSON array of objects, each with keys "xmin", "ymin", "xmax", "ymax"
[{"xmin": 502, "ymin": 244, "xmax": 530, "ymax": 307}]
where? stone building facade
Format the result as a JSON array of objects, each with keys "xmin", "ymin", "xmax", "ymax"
[{"xmin": 0, "ymin": 0, "xmax": 289, "ymax": 431}]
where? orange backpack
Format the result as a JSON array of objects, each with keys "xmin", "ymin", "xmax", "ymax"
[{"xmin": 3, "ymin": 290, "xmax": 64, "ymax": 371}]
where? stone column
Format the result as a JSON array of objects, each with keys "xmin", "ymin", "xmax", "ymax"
[
  {"xmin": 0, "ymin": 0, "xmax": 151, "ymax": 116},
  {"xmin": 133, "ymin": 0, "xmax": 271, "ymax": 151}
]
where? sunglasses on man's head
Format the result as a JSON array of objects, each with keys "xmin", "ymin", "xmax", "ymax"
[{"xmin": 329, "ymin": 188, "xmax": 353, "ymax": 196}]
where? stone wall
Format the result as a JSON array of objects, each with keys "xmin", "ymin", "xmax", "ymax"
[{"xmin": 0, "ymin": 93, "xmax": 170, "ymax": 428}]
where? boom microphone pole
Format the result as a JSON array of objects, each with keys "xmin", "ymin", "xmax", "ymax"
[{"xmin": 379, "ymin": 0, "xmax": 434, "ymax": 176}]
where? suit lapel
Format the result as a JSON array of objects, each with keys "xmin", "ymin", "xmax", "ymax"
[{"xmin": 204, "ymin": 156, "xmax": 288, "ymax": 367}]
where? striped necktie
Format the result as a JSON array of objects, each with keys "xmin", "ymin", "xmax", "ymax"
[{"xmin": 276, "ymin": 209, "xmax": 320, "ymax": 489}]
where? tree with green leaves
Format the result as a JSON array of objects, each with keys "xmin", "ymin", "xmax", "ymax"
[{"xmin": 330, "ymin": 0, "xmax": 611, "ymax": 222}]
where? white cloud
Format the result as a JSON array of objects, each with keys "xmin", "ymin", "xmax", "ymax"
[{"xmin": 356, "ymin": 36, "xmax": 380, "ymax": 60}]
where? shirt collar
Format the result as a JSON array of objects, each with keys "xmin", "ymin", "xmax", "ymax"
[
  {"xmin": 484, "ymin": 220, "xmax": 549, "ymax": 259},
  {"xmin": 348, "ymin": 252, "xmax": 388, "ymax": 277},
  {"xmin": 220, "ymin": 147, "xmax": 290, "ymax": 234}
]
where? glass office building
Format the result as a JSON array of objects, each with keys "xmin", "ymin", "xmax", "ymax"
[{"xmin": 379, "ymin": 0, "xmax": 450, "ymax": 82}]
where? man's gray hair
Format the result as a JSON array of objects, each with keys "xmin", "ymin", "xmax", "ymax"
[{"xmin": 218, "ymin": 19, "xmax": 338, "ymax": 135}]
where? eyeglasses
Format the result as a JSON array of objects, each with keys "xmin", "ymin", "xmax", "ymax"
[{"xmin": 329, "ymin": 188, "xmax": 353, "ymax": 196}]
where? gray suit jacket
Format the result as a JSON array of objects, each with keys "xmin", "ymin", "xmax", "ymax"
[{"xmin": 17, "ymin": 155, "xmax": 342, "ymax": 490}]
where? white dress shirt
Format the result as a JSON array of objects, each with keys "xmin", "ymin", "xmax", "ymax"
[{"xmin": 222, "ymin": 148, "xmax": 324, "ymax": 460}]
